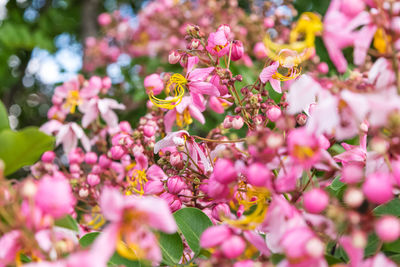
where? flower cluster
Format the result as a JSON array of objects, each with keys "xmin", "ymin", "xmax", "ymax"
[{"xmin": 2, "ymin": 0, "xmax": 400, "ymax": 266}]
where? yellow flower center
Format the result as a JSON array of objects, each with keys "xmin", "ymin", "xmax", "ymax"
[
  {"xmin": 373, "ymin": 28, "xmax": 390, "ymax": 54},
  {"xmin": 176, "ymin": 108, "xmax": 193, "ymax": 128},
  {"xmin": 293, "ymin": 144, "xmax": 315, "ymax": 160},
  {"xmin": 149, "ymin": 73, "xmax": 186, "ymax": 109},
  {"xmin": 126, "ymin": 166, "xmax": 148, "ymax": 196},
  {"xmin": 64, "ymin": 90, "xmax": 82, "ymax": 114}
]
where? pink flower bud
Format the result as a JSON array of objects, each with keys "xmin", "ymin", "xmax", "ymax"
[
  {"xmin": 296, "ymin": 113, "xmax": 308, "ymax": 125},
  {"xmin": 266, "ymin": 106, "xmax": 281, "ymax": 122},
  {"xmin": 144, "ymin": 180, "xmax": 164, "ymax": 195},
  {"xmin": 207, "ymin": 178, "xmax": 229, "ymax": 199},
  {"xmin": 144, "ymin": 74, "xmax": 164, "ymax": 95},
  {"xmin": 317, "ymin": 62, "xmax": 329, "ymax": 74},
  {"xmin": 213, "ymin": 159, "xmax": 237, "ymax": 184},
  {"xmin": 119, "ymin": 121, "xmax": 132, "ymax": 133},
  {"xmin": 69, "ymin": 164, "xmax": 80, "ymax": 174},
  {"xmin": 143, "ymin": 125, "xmax": 156, "ymax": 138},
  {"xmin": 223, "ymin": 116, "xmax": 233, "ymax": 129},
  {"xmin": 341, "ymin": 0, "xmax": 365, "ymax": 17},
  {"xmin": 168, "ymin": 50, "xmax": 181, "ymax": 64},
  {"xmin": 254, "ymin": 42, "xmax": 267, "ymax": 59},
  {"xmin": 306, "ymin": 237, "xmax": 325, "ymax": 258},
  {"xmin": 246, "ymin": 163, "xmax": 271, "ymax": 187},
  {"xmin": 98, "ymin": 13, "xmax": 112, "ymax": 26},
  {"xmin": 212, "ymin": 203, "xmax": 230, "ymax": 221},
  {"xmin": 84, "ymin": 152, "xmax": 98, "ymax": 165},
  {"xmin": 79, "ymin": 188, "xmax": 89, "ymax": 198},
  {"xmin": 232, "ymin": 116, "xmax": 244, "ymax": 129},
  {"xmin": 191, "ymin": 39, "xmax": 201, "ymax": 49},
  {"xmin": 231, "ymin": 40, "xmax": 244, "ymax": 61},
  {"xmin": 87, "ymin": 174, "xmax": 100, "ymax": 186},
  {"xmin": 89, "ymin": 76, "xmax": 102, "ymax": 92},
  {"xmin": 303, "ymin": 188, "xmax": 329, "ymax": 213},
  {"xmin": 344, "ymin": 187, "xmax": 364, "ymax": 208},
  {"xmin": 99, "ymin": 155, "xmax": 112, "ymax": 169},
  {"xmin": 167, "ymin": 176, "xmax": 186, "ymax": 194},
  {"xmin": 41, "ymin": 151, "xmax": 56, "ymax": 163},
  {"xmin": 217, "ymin": 24, "xmax": 233, "ymax": 40},
  {"xmin": 160, "ymin": 192, "xmax": 182, "ymax": 212},
  {"xmin": 375, "ymin": 216, "xmax": 400, "ymax": 242},
  {"xmin": 68, "ymin": 149, "xmax": 84, "ymax": 164},
  {"xmin": 363, "ymin": 172, "xmax": 393, "ymax": 204},
  {"xmin": 221, "ymin": 236, "xmax": 246, "ymax": 259},
  {"xmin": 110, "ymin": 145, "xmax": 125, "ymax": 160},
  {"xmin": 341, "ymin": 164, "xmax": 363, "ymax": 184},
  {"xmin": 264, "ymin": 17, "xmax": 275, "ymax": 28},
  {"xmin": 200, "ymin": 225, "xmax": 232, "ymax": 248},
  {"xmin": 170, "ymin": 152, "xmax": 183, "ymax": 168},
  {"xmin": 102, "ymin": 76, "xmax": 112, "ymax": 90}
]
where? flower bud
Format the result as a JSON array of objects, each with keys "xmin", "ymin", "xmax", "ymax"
[
  {"xmin": 303, "ymin": 188, "xmax": 329, "ymax": 213},
  {"xmin": 119, "ymin": 121, "xmax": 132, "ymax": 133},
  {"xmin": 191, "ymin": 39, "xmax": 200, "ymax": 49},
  {"xmin": 212, "ymin": 203, "xmax": 230, "ymax": 221},
  {"xmin": 99, "ymin": 155, "xmax": 112, "ymax": 169},
  {"xmin": 263, "ymin": 17, "xmax": 275, "ymax": 28},
  {"xmin": 375, "ymin": 216, "xmax": 400, "ymax": 242},
  {"xmin": 223, "ymin": 116, "xmax": 233, "ymax": 129},
  {"xmin": 232, "ymin": 116, "xmax": 244, "ymax": 129},
  {"xmin": 41, "ymin": 151, "xmax": 56, "ymax": 163},
  {"xmin": 84, "ymin": 152, "xmax": 98, "ymax": 165},
  {"xmin": 221, "ymin": 236, "xmax": 246, "ymax": 259},
  {"xmin": 110, "ymin": 145, "xmax": 125, "ymax": 160},
  {"xmin": 87, "ymin": 174, "xmax": 100, "ymax": 186},
  {"xmin": 160, "ymin": 192, "xmax": 182, "ymax": 212},
  {"xmin": 143, "ymin": 125, "xmax": 156, "ymax": 138},
  {"xmin": 296, "ymin": 113, "xmax": 308, "ymax": 126},
  {"xmin": 170, "ymin": 152, "xmax": 183, "ymax": 168},
  {"xmin": 254, "ymin": 42, "xmax": 267, "ymax": 59},
  {"xmin": 246, "ymin": 163, "xmax": 271, "ymax": 187},
  {"xmin": 68, "ymin": 149, "xmax": 84, "ymax": 164},
  {"xmin": 306, "ymin": 238, "xmax": 325, "ymax": 258},
  {"xmin": 231, "ymin": 40, "xmax": 244, "ymax": 61},
  {"xmin": 144, "ymin": 180, "xmax": 164, "ymax": 195},
  {"xmin": 266, "ymin": 106, "xmax": 281, "ymax": 122},
  {"xmin": 168, "ymin": 50, "xmax": 181, "ymax": 64},
  {"xmin": 341, "ymin": 164, "xmax": 363, "ymax": 184},
  {"xmin": 22, "ymin": 180, "xmax": 37, "ymax": 198},
  {"xmin": 79, "ymin": 188, "xmax": 89, "ymax": 198},
  {"xmin": 98, "ymin": 13, "xmax": 112, "ymax": 26},
  {"xmin": 200, "ymin": 225, "xmax": 232, "ymax": 248},
  {"xmin": 167, "ymin": 176, "xmax": 186, "ymax": 194},
  {"xmin": 317, "ymin": 62, "xmax": 329, "ymax": 74},
  {"xmin": 213, "ymin": 159, "xmax": 237, "ymax": 184},
  {"xmin": 144, "ymin": 74, "xmax": 164, "ymax": 95},
  {"xmin": 362, "ymin": 172, "xmax": 393, "ymax": 204},
  {"xmin": 344, "ymin": 187, "xmax": 364, "ymax": 208},
  {"xmin": 69, "ymin": 164, "xmax": 80, "ymax": 174}
]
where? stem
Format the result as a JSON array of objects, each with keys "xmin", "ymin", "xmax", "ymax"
[{"xmin": 192, "ymin": 135, "xmax": 246, "ymax": 143}]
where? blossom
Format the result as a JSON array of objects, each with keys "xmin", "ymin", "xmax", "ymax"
[
  {"xmin": 56, "ymin": 122, "xmax": 91, "ymax": 153},
  {"xmin": 287, "ymin": 128, "xmax": 321, "ymax": 168},
  {"xmin": 259, "ymin": 61, "xmax": 282, "ymax": 93},
  {"xmin": 79, "ymin": 98, "xmax": 125, "ymax": 128},
  {"xmin": 206, "ymin": 29, "xmax": 230, "ymax": 57}
]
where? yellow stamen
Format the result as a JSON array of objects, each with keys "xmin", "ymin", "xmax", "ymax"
[
  {"xmin": 293, "ymin": 144, "xmax": 315, "ymax": 160},
  {"xmin": 84, "ymin": 206, "xmax": 106, "ymax": 229},
  {"xmin": 373, "ymin": 28, "xmax": 390, "ymax": 54},
  {"xmin": 224, "ymin": 183, "xmax": 270, "ymax": 230},
  {"xmin": 126, "ymin": 168, "xmax": 148, "ymax": 196},
  {"xmin": 176, "ymin": 108, "xmax": 193, "ymax": 128},
  {"xmin": 149, "ymin": 73, "xmax": 186, "ymax": 109},
  {"xmin": 64, "ymin": 90, "xmax": 82, "ymax": 114}
]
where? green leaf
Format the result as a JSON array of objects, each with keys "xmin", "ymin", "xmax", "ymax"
[
  {"xmin": 374, "ymin": 198, "xmax": 400, "ymax": 217},
  {"xmin": 271, "ymin": 254, "xmax": 285, "ymax": 264},
  {"xmin": 325, "ymin": 254, "xmax": 343, "ymax": 265},
  {"xmin": 108, "ymin": 253, "xmax": 146, "ymax": 267},
  {"xmin": 389, "ymin": 254, "xmax": 400, "ymax": 263},
  {"xmin": 158, "ymin": 232, "xmax": 183, "ymax": 265},
  {"xmin": 383, "ymin": 240, "xmax": 400, "ymax": 253},
  {"xmin": 0, "ymin": 101, "xmax": 9, "ymax": 131},
  {"xmin": 173, "ymin": 207, "xmax": 213, "ymax": 254},
  {"xmin": 79, "ymin": 232, "xmax": 101, "ymax": 248},
  {"xmin": 364, "ymin": 234, "xmax": 380, "ymax": 257},
  {"xmin": 0, "ymin": 127, "xmax": 54, "ymax": 175},
  {"xmin": 55, "ymin": 215, "xmax": 79, "ymax": 232},
  {"xmin": 327, "ymin": 176, "xmax": 347, "ymax": 199}
]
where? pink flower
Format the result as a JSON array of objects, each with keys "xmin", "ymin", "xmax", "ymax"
[
  {"xmin": 0, "ymin": 230, "xmax": 21, "ymax": 266},
  {"xmin": 80, "ymin": 98, "xmax": 125, "ymax": 128},
  {"xmin": 55, "ymin": 122, "xmax": 91, "ymax": 153},
  {"xmin": 35, "ymin": 174, "xmax": 75, "ymax": 219},
  {"xmin": 287, "ymin": 75, "xmax": 321, "ymax": 115},
  {"xmin": 96, "ymin": 187, "xmax": 177, "ymax": 265},
  {"xmin": 230, "ymin": 40, "xmax": 244, "ymax": 61},
  {"xmin": 253, "ymin": 42, "xmax": 267, "ymax": 59},
  {"xmin": 362, "ymin": 172, "xmax": 393, "ymax": 204},
  {"xmin": 259, "ymin": 61, "xmax": 282, "ymax": 93},
  {"xmin": 206, "ymin": 30, "xmax": 230, "ymax": 57},
  {"xmin": 164, "ymin": 96, "xmax": 205, "ymax": 132},
  {"xmin": 287, "ymin": 128, "xmax": 321, "ymax": 168},
  {"xmin": 323, "ymin": 0, "xmax": 376, "ymax": 73}
]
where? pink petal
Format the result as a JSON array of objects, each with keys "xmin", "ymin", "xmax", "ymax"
[
  {"xmin": 270, "ymin": 79, "xmax": 282, "ymax": 94},
  {"xmin": 188, "ymin": 81, "xmax": 219, "ymax": 96},
  {"xmin": 188, "ymin": 67, "xmax": 215, "ymax": 81},
  {"xmin": 146, "ymin": 165, "xmax": 167, "ymax": 181},
  {"xmin": 99, "ymin": 187, "xmax": 124, "ymax": 222},
  {"xmin": 188, "ymin": 106, "xmax": 205, "ymax": 124},
  {"xmin": 164, "ymin": 109, "xmax": 176, "ymax": 133},
  {"xmin": 259, "ymin": 61, "xmax": 279, "ymax": 83}
]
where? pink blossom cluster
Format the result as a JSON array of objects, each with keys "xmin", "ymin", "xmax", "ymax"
[{"xmin": 2, "ymin": 0, "xmax": 400, "ymax": 266}]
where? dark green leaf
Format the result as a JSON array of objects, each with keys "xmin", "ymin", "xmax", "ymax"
[
  {"xmin": 79, "ymin": 232, "xmax": 101, "ymax": 248},
  {"xmin": 158, "ymin": 232, "xmax": 183, "ymax": 265},
  {"xmin": 383, "ymin": 240, "xmax": 400, "ymax": 253},
  {"xmin": 364, "ymin": 234, "xmax": 380, "ymax": 257},
  {"xmin": 173, "ymin": 207, "xmax": 213, "ymax": 254},
  {"xmin": 108, "ymin": 253, "xmax": 146, "ymax": 267},
  {"xmin": 271, "ymin": 254, "xmax": 285, "ymax": 264},
  {"xmin": 374, "ymin": 199, "xmax": 400, "ymax": 217},
  {"xmin": 0, "ymin": 127, "xmax": 54, "ymax": 175},
  {"xmin": 325, "ymin": 254, "xmax": 343, "ymax": 265},
  {"xmin": 55, "ymin": 215, "xmax": 79, "ymax": 232}
]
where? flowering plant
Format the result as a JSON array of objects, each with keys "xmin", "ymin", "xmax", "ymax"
[{"xmin": 2, "ymin": 0, "xmax": 400, "ymax": 266}]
